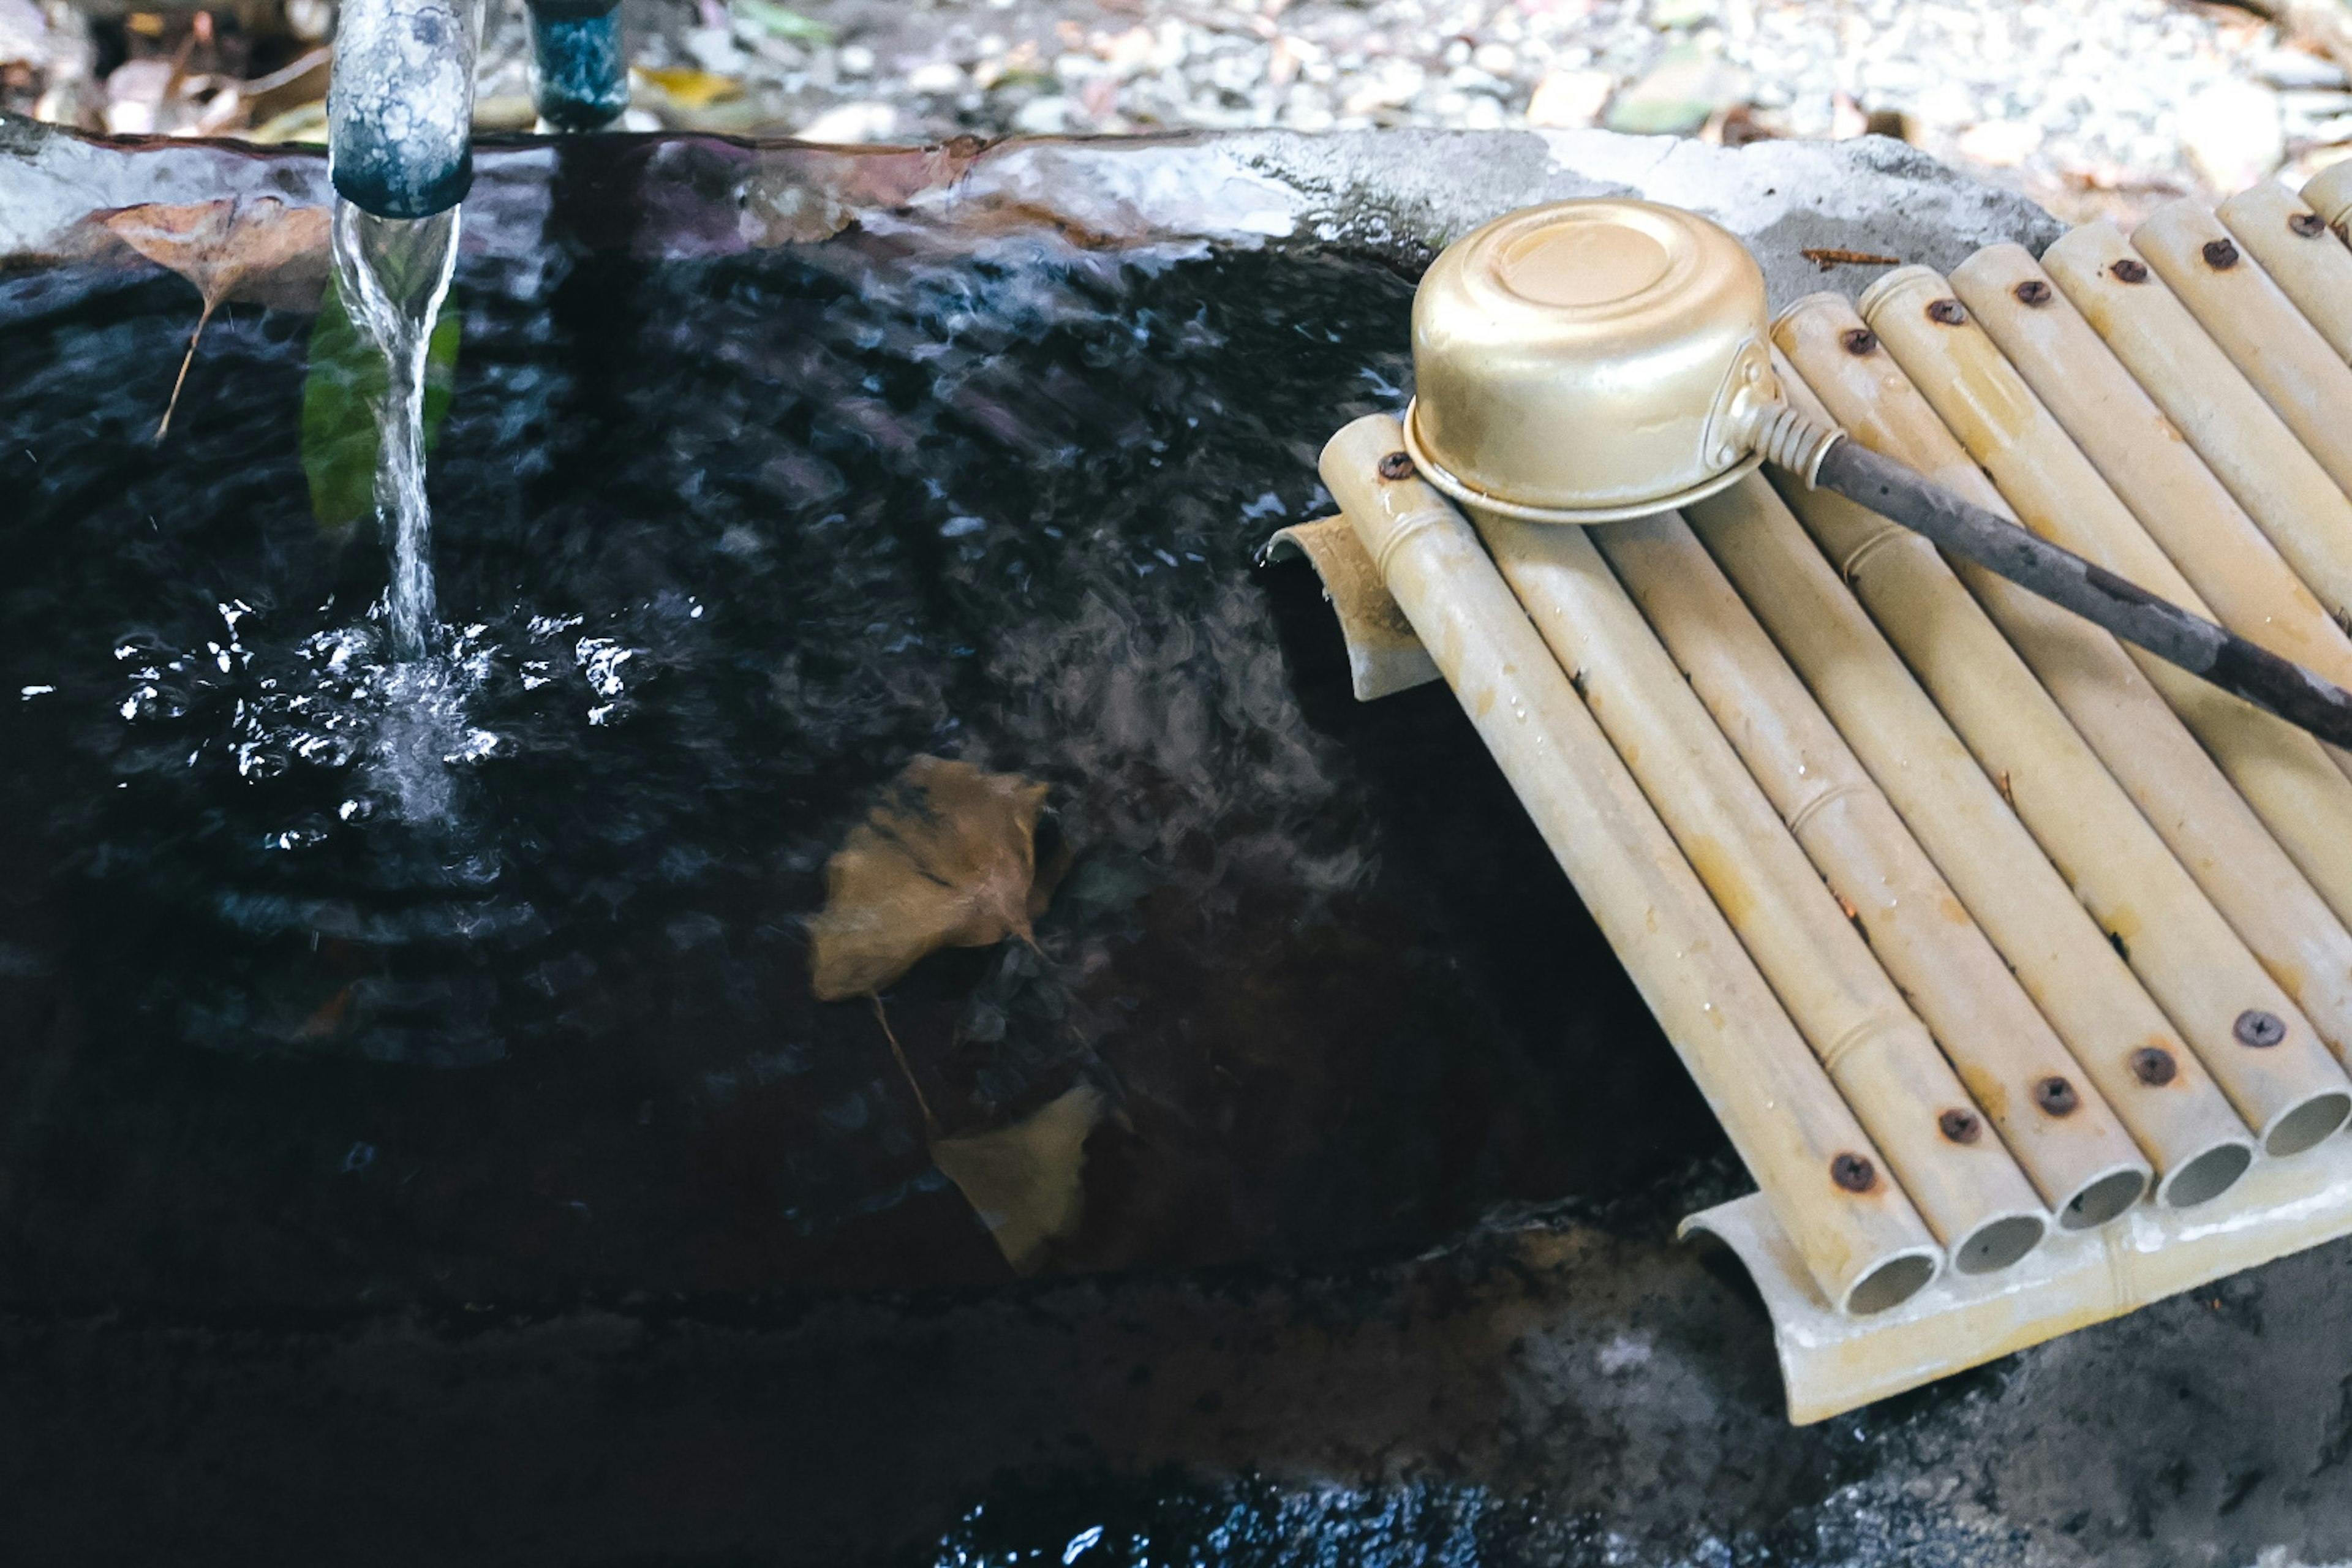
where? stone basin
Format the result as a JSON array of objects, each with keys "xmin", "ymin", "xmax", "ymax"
[{"xmin": 1, "ymin": 117, "xmax": 2335, "ymax": 1566}]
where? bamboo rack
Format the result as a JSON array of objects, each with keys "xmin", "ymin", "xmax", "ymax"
[
  {"xmin": 2217, "ymin": 183, "xmax": 2352, "ymax": 365},
  {"xmin": 1282, "ymin": 170, "xmax": 2352, "ymax": 1423}
]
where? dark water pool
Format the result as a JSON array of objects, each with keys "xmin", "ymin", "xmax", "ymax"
[{"xmin": 0, "ymin": 228, "xmax": 1726, "ymax": 1311}]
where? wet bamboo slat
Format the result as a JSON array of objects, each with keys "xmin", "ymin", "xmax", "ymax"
[
  {"xmin": 1861, "ymin": 266, "xmax": 2352, "ymax": 1063},
  {"xmin": 1950, "ymin": 244, "xmax": 2352, "ymax": 713},
  {"xmin": 1597, "ymin": 507, "xmax": 2154, "ymax": 1224},
  {"xmin": 2218, "ymin": 181, "xmax": 2352, "ymax": 366},
  {"xmin": 1318, "ymin": 412, "xmax": 1945, "ymax": 1314},
  {"xmin": 1472, "ymin": 503, "xmax": 2051, "ymax": 1272},
  {"xmin": 1690, "ymin": 467, "xmax": 2256, "ymax": 1208},
  {"xmin": 2038, "ymin": 221, "xmax": 2352, "ymax": 627},
  {"xmin": 1776, "ymin": 298, "xmax": 2352, "ymax": 1156},
  {"xmin": 2132, "ymin": 199, "xmax": 2352, "ymax": 500}
]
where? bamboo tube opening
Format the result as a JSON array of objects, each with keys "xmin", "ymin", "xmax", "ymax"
[
  {"xmin": 2163, "ymin": 1142, "xmax": 2256, "ymax": 1208},
  {"xmin": 2265, "ymin": 1090, "xmax": 2352, "ymax": 1156},
  {"xmin": 1847, "ymin": 1253, "xmax": 1940, "ymax": 1316},
  {"xmin": 2060, "ymin": 1166, "xmax": 2150, "ymax": 1229},
  {"xmin": 2305, "ymin": 161, "xmax": 2352, "ymax": 237},
  {"xmin": 1954, "ymin": 1213, "xmax": 2048, "ymax": 1274}
]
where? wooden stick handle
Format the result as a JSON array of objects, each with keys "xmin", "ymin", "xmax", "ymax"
[{"xmin": 1809, "ymin": 439, "xmax": 2352, "ymax": 751}]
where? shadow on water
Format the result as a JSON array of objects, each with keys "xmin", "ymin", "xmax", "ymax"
[{"xmin": 0, "ymin": 227, "xmax": 1722, "ymax": 1312}]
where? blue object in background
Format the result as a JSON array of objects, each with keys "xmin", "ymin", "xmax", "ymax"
[{"xmin": 530, "ymin": 1, "xmax": 631, "ymax": 131}]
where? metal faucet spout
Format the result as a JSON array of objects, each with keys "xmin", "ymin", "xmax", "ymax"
[{"xmin": 328, "ymin": 0, "xmax": 481, "ymax": 220}]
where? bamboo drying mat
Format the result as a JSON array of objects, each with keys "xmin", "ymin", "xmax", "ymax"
[{"xmin": 1278, "ymin": 169, "xmax": 2352, "ymax": 1423}]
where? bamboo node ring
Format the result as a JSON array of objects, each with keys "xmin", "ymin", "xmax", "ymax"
[
  {"xmin": 2234, "ymin": 1009, "xmax": 2287, "ymax": 1049},
  {"xmin": 1830, "ymin": 1153, "xmax": 1877, "ymax": 1193},
  {"xmin": 1835, "ymin": 524, "xmax": 1910, "ymax": 585},
  {"xmin": 1784, "ymin": 780, "xmax": 1877, "ymax": 837}
]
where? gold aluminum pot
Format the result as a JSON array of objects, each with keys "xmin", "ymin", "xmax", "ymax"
[{"xmin": 1404, "ymin": 199, "xmax": 1814, "ymax": 523}]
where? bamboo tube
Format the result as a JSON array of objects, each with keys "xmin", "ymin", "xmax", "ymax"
[
  {"xmin": 2218, "ymin": 181, "xmax": 2352, "ymax": 365},
  {"xmin": 2040, "ymin": 221, "xmax": 2352, "ymax": 624},
  {"xmin": 1952, "ymin": 244, "xmax": 2352, "ymax": 698},
  {"xmin": 1471, "ymin": 508, "xmax": 2051, "ymax": 1274},
  {"xmin": 1690, "ymin": 469, "xmax": 2256, "ymax": 1210},
  {"xmin": 1775, "ymin": 298, "xmax": 2352, "ymax": 1156},
  {"xmin": 1598, "ymin": 510, "xmax": 2154, "ymax": 1226},
  {"xmin": 2133, "ymin": 200, "xmax": 2352, "ymax": 498},
  {"xmin": 2309, "ymin": 160, "xmax": 2352, "ymax": 238},
  {"xmin": 1954, "ymin": 243, "xmax": 2352, "ymax": 794},
  {"xmin": 1317, "ymin": 415, "xmax": 1944, "ymax": 1313},
  {"xmin": 1863, "ymin": 267, "xmax": 2352, "ymax": 1001}
]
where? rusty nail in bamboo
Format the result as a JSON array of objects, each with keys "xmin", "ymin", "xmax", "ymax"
[
  {"xmin": 1841, "ymin": 326, "xmax": 1877, "ymax": 355},
  {"xmin": 1926, "ymin": 298, "xmax": 1967, "ymax": 326},
  {"xmin": 2111, "ymin": 257, "xmax": 2149, "ymax": 283},
  {"xmin": 2202, "ymin": 238, "xmax": 2240, "ymax": 270},
  {"xmin": 2291, "ymin": 212, "xmax": 2329, "ymax": 238},
  {"xmin": 1832, "ymin": 1153, "xmax": 1877, "ymax": 1191},
  {"xmin": 2035, "ymin": 1077, "xmax": 2080, "ymax": 1116},
  {"xmin": 2132, "ymin": 1047, "xmax": 2179, "ymax": 1086},
  {"xmin": 1939, "ymin": 1108, "xmax": 1983, "ymax": 1144},
  {"xmin": 2237, "ymin": 1010, "xmax": 2287, "ymax": 1048},
  {"xmin": 1377, "ymin": 450, "xmax": 1416, "ymax": 481},
  {"xmin": 2013, "ymin": 279, "xmax": 2052, "ymax": 306}
]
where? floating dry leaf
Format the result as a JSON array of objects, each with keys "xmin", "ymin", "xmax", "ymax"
[
  {"xmin": 102, "ymin": 195, "xmax": 330, "ymax": 439},
  {"xmin": 807, "ymin": 755, "xmax": 1059, "ymax": 1000},
  {"xmin": 930, "ymin": 1084, "xmax": 1104, "ymax": 1275}
]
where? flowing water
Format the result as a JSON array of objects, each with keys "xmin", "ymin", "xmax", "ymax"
[
  {"xmin": 328, "ymin": 197, "xmax": 466, "ymax": 824},
  {"xmin": 331, "ymin": 199, "xmax": 457, "ymax": 662}
]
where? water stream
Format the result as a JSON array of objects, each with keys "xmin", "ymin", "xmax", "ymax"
[{"xmin": 328, "ymin": 197, "xmax": 464, "ymax": 820}]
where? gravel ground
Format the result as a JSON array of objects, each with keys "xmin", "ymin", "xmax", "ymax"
[
  {"xmin": 7, "ymin": 0, "xmax": 2352, "ymax": 223},
  {"xmin": 13, "ymin": 0, "xmax": 2352, "ymax": 222},
  {"xmin": 597, "ymin": 0, "xmax": 2352, "ymax": 220}
]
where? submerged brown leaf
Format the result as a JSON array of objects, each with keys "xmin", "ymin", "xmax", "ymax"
[
  {"xmin": 930, "ymin": 1084, "xmax": 1104, "ymax": 1275},
  {"xmin": 807, "ymin": 755, "xmax": 1060, "ymax": 1000},
  {"xmin": 102, "ymin": 195, "xmax": 330, "ymax": 439}
]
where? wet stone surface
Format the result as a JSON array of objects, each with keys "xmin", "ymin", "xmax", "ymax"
[
  {"xmin": 7, "ymin": 213, "xmax": 2352, "ymax": 1566},
  {"xmin": 0, "ymin": 233, "xmax": 1723, "ymax": 1308}
]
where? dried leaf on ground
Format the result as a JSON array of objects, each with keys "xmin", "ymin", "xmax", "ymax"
[
  {"xmin": 930, "ymin": 1083, "xmax": 1104, "ymax": 1275},
  {"xmin": 807, "ymin": 755, "xmax": 1060, "ymax": 1000},
  {"xmin": 102, "ymin": 195, "xmax": 330, "ymax": 439},
  {"xmin": 635, "ymin": 65, "xmax": 744, "ymax": 110}
]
